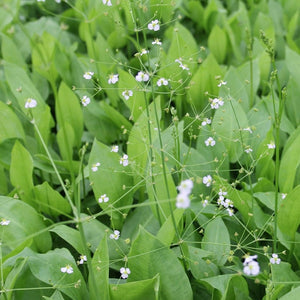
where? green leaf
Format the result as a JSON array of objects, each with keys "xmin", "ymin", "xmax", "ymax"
[
  {"xmin": 208, "ymin": 25, "xmax": 228, "ymax": 64},
  {"xmin": 202, "ymin": 217, "xmax": 230, "ymax": 266},
  {"xmin": 89, "ymin": 139, "xmax": 134, "ymax": 227},
  {"xmin": 56, "ymin": 122, "xmax": 75, "ymax": 162},
  {"xmin": 0, "ymin": 101, "xmax": 25, "ymax": 143},
  {"xmin": 10, "ymin": 141, "xmax": 34, "ymax": 206},
  {"xmin": 34, "ymin": 182, "xmax": 71, "ymax": 217},
  {"xmin": 50, "ymin": 225, "xmax": 85, "ymax": 255},
  {"xmin": 150, "ymin": 0, "xmax": 176, "ymax": 22},
  {"xmin": 279, "ymin": 286, "xmax": 300, "ymax": 300},
  {"xmin": 43, "ymin": 290, "xmax": 65, "ymax": 300},
  {"xmin": 278, "ymin": 185, "xmax": 300, "ymax": 239},
  {"xmin": 110, "ymin": 275, "xmax": 160, "ymax": 300},
  {"xmin": 0, "ymin": 196, "xmax": 52, "ymax": 256},
  {"xmin": 56, "ymin": 81, "xmax": 83, "ymax": 148},
  {"xmin": 128, "ymin": 227, "xmax": 193, "ymax": 300}
]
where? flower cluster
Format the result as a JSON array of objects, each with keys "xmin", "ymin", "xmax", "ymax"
[
  {"xmin": 136, "ymin": 71, "xmax": 149, "ymax": 82},
  {"xmin": 120, "ymin": 154, "xmax": 129, "ymax": 166},
  {"xmin": 243, "ymin": 255, "xmax": 260, "ymax": 276},
  {"xmin": 217, "ymin": 189, "xmax": 234, "ymax": 216},
  {"xmin": 210, "ymin": 97, "xmax": 224, "ymax": 109},
  {"xmin": 201, "ymin": 118, "xmax": 211, "ymax": 126},
  {"xmin": 176, "ymin": 179, "xmax": 193, "ymax": 209}
]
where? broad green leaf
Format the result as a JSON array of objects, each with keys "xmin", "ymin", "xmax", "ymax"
[
  {"xmin": 110, "ymin": 275, "xmax": 159, "ymax": 300},
  {"xmin": 279, "ymin": 286, "xmax": 300, "ymax": 300},
  {"xmin": 56, "ymin": 81, "xmax": 83, "ymax": 148},
  {"xmin": 208, "ymin": 25, "xmax": 228, "ymax": 64},
  {"xmin": 150, "ymin": 0, "xmax": 176, "ymax": 22},
  {"xmin": 128, "ymin": 227, "xmax": 193, "ymax": 300},
  {"xmin": 34, "ymin": 182, "xmax": 71, "ymax": 217},
  {"xmin": 0, "ymin": 7, "xmax": 13, "ymax": 31},
  {"xmin": 202, "ymin": 217, "xmax": 230, "ymax": 266},
  {"xmin": 90, "ymin": 235, "xmax": 109, "ymax": 300},
  {"xmin": 0, "ymin": 101, "xmax": 25, "ymax": 143},
  {"xmin": 118, "ymin": 68, "xmax": 146, "ymax": 121},
  {"xmin": 43, "ymin": 290, "xmax": 65, "ymax": 300},
  {"xmin": 212, "ymin": 98, "xmax": 248, "ymax": 163},
  {"xmin": 0, "ymin": 196, "xmax": 52, "ymax": 256},
  {"xmin": 279, "ymin": 126, "xmax": 300, "ymax": 192},
  {"xmin": 50, "ymin": 225, "xmax": 85, "ymax": 255},
  {"xmin": 10, "ymin": 141, "xmax": 34, "ymax": 206},
  {"xmin": 278, "ymin": 185, "xmax": 300, "ymax": 239},
  {"xmin": 286, "ymin": 77, "xmax": 300, "ymax": 126},
  {"xmin": 254, "ymin": 192, "xmax": 284, "ymax": 211},
  {"xmin": 89, "ymin": 139, "xmax": 134, "ymax": 227},
  {"xmin": 28, "ymin": 248, "xmax": 89, "ymax": 300},
  {"xmin": 56, "ymin": 122, "xmax": 75, "ymax": 162}
]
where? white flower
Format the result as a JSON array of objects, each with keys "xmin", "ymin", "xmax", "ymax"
[
  {"xmin": 223, "ymin": 198, "xmax": 234, "ymax": 208},
  {"xmin": 111, "ymin": 145, "xmax": 119, "ymax": 152},
  {"xmin": 140, "ymin": 48, "xmax": 149, "ymax": 56},
  {"xmin": 227, "ymin": 208, "xmax": 234, "ymax": 216},
  {"xmin": 210, "ymin": 97, "xmax": 224, "ymax": 109},
  {"xmin": 205, "ymin": 137, "xmax": 216, "ymax": 147},
  {"xmin": 152, "ymin": 38, "xmax": 162, "ymax": 45},
  {"xmin": 218, "ymin": 189, "xmax": 227, "ymax": 197},
  {"xmin": 270, "ymin": 253, "xmax": 281, "ymax": 265},
  {"xmin": 25, "ymin": 98, "xmax": 37, "ymax": 109},
  {"xmin": 243, "ymin": 260, "xmax": 260, "ymax": 276},
  {"xmin": 135, "ymin": 71, "xmax": 149, "ymax": 82},
  {"xmin": 81, "ymin": 96, "xmax": 90, "ymax": 107},
  {"xmin": 98, "ymin": 194, "xmax": 109, "ymax": 203},
  {"xmin": 120, "ymin": 267, "xmax": 131, "ymax": 279},
  {"xmin": 148, "ymin": 19, "xmax": 160, "ymax": 31},
  {"xmin": 177, "ymin": 179, "xmax": 193, "ymax": 195},
  {"xmin": 245, "ymin": 148, "xmax": 253, "ymax": 154},
  {"xmin": 217, "ymin": 80, "xmax": 227, "ymax": 87},
  {"xmin": 201, "ymin": 118, "xmax": 211, "ymax": 126},
  {"xmin": 202, "ymin": 199, "xmax": 209, "ymax": 207},
  {"xmin": 37, "ymin": 0, "xmax": 45, "ymax": 2},
  {"xmin": 61, "ymin": 265, "xmax": 73, "ymax": 274},
  {"xmin": 120, "ymin": 154, "xmax": 129, "ymax": 166},
  {"xmin": 55, "ymin": 0, "xmax": 61, "ymax": 3},
  {"xmin": 203, "ymin": 175, "xmax": 212, "ymax": 187},
  {"xmin": 157, "ymin": 78, "xmax": 168, "ymax": 87},
  {"xmin": 175, "ymin": 58, "xmax": 189, "ymax": 70},
  {"xmin": 83, "ymin": 71, "xmax": 94, "ymax": 80},
  {"xmin": 0, "ymin": 218, "xmax": 10, "ymax": 226},
  {"xmin": 217, "ymin": 197, "xmax": 224, "ymax": 206},
  {"xmin": 176, "ymin": 193, "xmax": 190, "ymax": 209},
  {"xmin": 267, "ymin": 141, "xmax": 275, "ymax": 149},
  {"xmin": 281, "ymin": 193, "xmax": 287, "ymax": 199},
  {"xmin": 243, "ymin": 254, "xmax": 258, "ymax": 265},
  {"xmin": 243, "ymin": 127, "xmax": 253, "ymax": 134},
  {"xmin": 102, "ymin": 0, "xmax": 112, "ymax": 6},
  {"xmin": 110, "ymin": 230, "xmax": 120, "ymax": 240},
  {"xmin": 78, "ymin": 255, "xmax": 87, "ymax": 265},
  {"xmin": 108, "ymin": 74, "xmax": 119, "ymax": 84},
  {"xmin": 91, "ymin": 162, "xmax": 100, "ymax": 172},
  {"xmin": 122, "ymin": 90, "xmax": 133, "ymax": 100}
]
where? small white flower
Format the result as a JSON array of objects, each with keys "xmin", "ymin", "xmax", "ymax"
[
  {"xmin": 243, "ymin": 260, "xmax": 260, "ymax": 276},
  {"xmin": 281, "ymin": 193, "xmax": 287, "ymax": 199},
  {"xmin": 120, "ymin": 267, "xmax": 131, "ymax": 279},
  {"xmin": 55, "ymin": 0, "xmax": 61, "ymax": 3},
  {"xmin": 152, "ymin": 38, "xmax": 162, "ymax": 45},
  {"xmin": 243, "ymin": 127, "xmax": 253, "ymax": 134},
  {"xmin": 245, "ymin": 148, "xmax": 253, "ymax": 154},
  {"xmin": 37, "ymin": 0, "xmax": 45, "ymax": 2},
  {"xmin": 176, "ymin": 193, "xmax": 190, "ymax": 209},
  {"xmin": 102, "ymin": 0, "xmax": 112, "ymax": 6},
  {"xmin": 98, "ymin": 194, "xmax": 109, "ymax": 203},
  {"xmin": 78, "ymin": 255, "xmax": 87, "ymax": 265},
  {"xmin": 175, "ymin": 58, "xmax": 189, "ymax": 70},
  {"xmin": 201, "ymin": 118, "xmax": 211, "ymax": 126},
  {"xmin": 25, "ymin": 98, "xmax": 37, "ymax": 109},
  {"xmin": 243, "ymin": 254, "xmax": 258, "ymax": 265},
  {"xmin": 135, "ymin": 71, "xmax": 149, "ymax": 82},
  {"xmin": 120, "ymin": 154, "xmax": 129, "ymax": 166},
  {"xmin": 111, "ymin": 145, "xmax": 119, "ymax": 152},
  {"xmin": 91, "ymin": 162, "xmax": 100, "ymax": 172},
  {"xmin": 0, "ymin": 218, "xmax": 10, "ymax": 226},
  {"xmin": 267, "ymin": 141, "xmax": 275, "ymax": 149},
  {"xmin": 81, "ymin": 95, "xmax": 90, "ymax": 107},
  {"xmin": 108, "ymin": 74, "xmax": 119, "ymax": 84},
  {"xmin": 210, "ymin": 97, "xmax": 224, "ymax": 109},
  {"xmin": 205, "ymin": 137, "xmax": 216, "ymax": 147},
  {"xmin": 217, "ymin": 197, "xmax": 224, "ymax": 206},
  {"xmin": 177, "ymin": 179, "xmax": 193, "ymax": 195},
  {"xmin": 217, "ymin": 80, "xmax": 227, "ymax": 87},
  {"xmin": 83, "ymin": 71, "xmax": 94, "ymax": 80},
  {"xmin": 110, "ymin": 230, "xmax": 120, "ymax": 240},
  {"xmin": 148, "ymin": 19, "xmax": 160, "ymax": 31},
  {"xmin": 218, "ymin": 189, "xmax": 227, "ymax": 197},
  {"xmin": 61, "ymin": 265, "xmax": 73, "ymax": 274},
  {"xmin": 223, "ymin": 198, "xmax": 234, "ymax": 208},
  {"xmin": 122, "ymin": 90, "xmax": 133, "ymax": 100},
  {"xmin": 227, "ymin": 208, "xmax": 234, "ymax": 216},
  {"xmin": 157, "ymin": 78, "xmax": 168, "ymax": 87},
  {"xmin": 202, "ymin": 199, "xmax": 209, "ymax": 207},
  {"xmin": 140, "ymin": 48, "xmax": 149, "ymax": 56},
  {"xmin": 270, "ymin": 253, "xmax": 281, "ymax": 265},
  {"xmin": 203, "ymin": 175, "xmax": 212, "ymax": 187}
]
